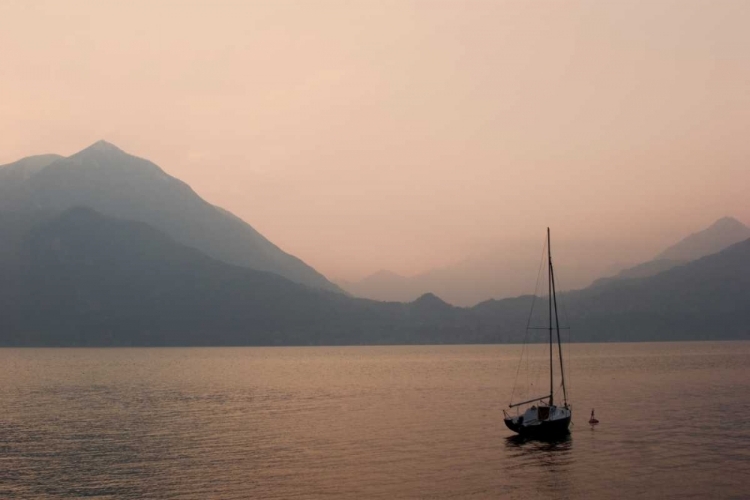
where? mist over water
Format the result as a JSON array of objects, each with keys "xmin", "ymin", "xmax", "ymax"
[{"xmin": 1, "ymin": 342, "xmax": 748, "ymax": 499}]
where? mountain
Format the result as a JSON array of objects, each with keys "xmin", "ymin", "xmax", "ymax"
[
  {"xmin": 604, "ymin": 258, "xmax": 683, "ymax": 280},
  {"xmin": 590, "ymin": 258, "xmax": 685, "ymax": 287},
  {"xmin": 656, "ymin": 216, "xmax": 750, "ymax": 262},
  {"xmin": 338, "ymin": 270, "xmax": 423, "ymax": 303},
  {"xmin": 338, "ymin": 245, "xmax": 547, "ymax": 306},
  {"xmin": 0, "ymin": 141, "xmax": 340, "ymax": 292},
  {"xmin": 339, "ymin": 239, "xmax": 619, "ymax": 306},
  {"xmin": 0, "ymin": 207, "xmax": 496, "ymax": 346},
  {"xmin": 343, "ymin": 218, "xmax": 750, "ymax": 305},
  {"xmin": 562, "ymin": 236, "xmax": 750, "ymax": 341},
  {"xmin": 0, "ymin": 207, "xmax": 373, "ymax": 345},
  {"xmin": 467, "ymin": 236, "xmax": 750, "ymax": 343},
  {"xmin": 0, "ymin": 206, "xmax": 747, "ymax": 346},
  {"xmin": 0, "ymin": 154, "xmax": 62, "ymax": 199},
  {"xmin": 0, "ymin": 154, "xmax": 62, "ymax": 182},
  {"xmin": 592, "ymin": 216, "xmax": 750, "ymax": 286}
]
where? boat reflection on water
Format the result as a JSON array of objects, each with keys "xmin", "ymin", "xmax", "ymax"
[
  {"xmin": 504, "ymin": 432, "xmax": 572, "ymax": 451},
  {"xmin": 505, "ymin": 434, "xmax": 573, "ymax": 462},
  {"xmin": 503, "ymin": 433, "xmax": 576, "ymax": 497}
]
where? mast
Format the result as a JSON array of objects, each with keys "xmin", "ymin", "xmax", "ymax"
[
  {"xmin": 547, "ymin": 228, "xmax": 553, "ymax": 406},
  {"xmin": 549, "ymin": 229, "xmax": 568, "ymax": 406}
]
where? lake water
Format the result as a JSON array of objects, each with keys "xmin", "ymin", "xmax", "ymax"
[{"xmin": 0, "ymin": 342, "xmax": 748, "ymax": 499}]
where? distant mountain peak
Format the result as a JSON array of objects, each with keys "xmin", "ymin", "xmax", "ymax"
[
  {"xmin": 1, "ymin": 142, "xmax": 342, "ymax": 293},
  {"xmin": 68, "ymin": 140, "xmax": 128, "ymax": 162},
  {"xmin": 61, "ymin": 140, "xmax": 174, "ymax": 179},
  {"xmin": 656, "ymin": 216, "xmax": 750, "ymax": 262},
  {"xmin": 589, "ymin": 216, "xmax": 750, "ymax": 287},
  {"xmin": 84, "ymin": 140, "xmax": 124, "ymax": 153},
  {"xmin": 412, "ymin": 292, "xmax": 451, "ymax": 309},
  {"xmin": 367, "ymin": 269, "xmax": 405, "ymax": 280},
  {"xmin": 709, "ymin": 216, "xmax": 746, "ymax": 230},
  {"xmin": 354, "ymin": 269, "xmax": 409, "ymax": 287}
]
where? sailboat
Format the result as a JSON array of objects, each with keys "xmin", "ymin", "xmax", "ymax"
[{"xmin": 503, "ymin": 228, "xmax": 572, "ymax": 437}]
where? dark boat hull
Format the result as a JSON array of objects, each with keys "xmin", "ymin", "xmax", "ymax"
[{"xmin": 504, "ymin": 415, "xmax": 571, "ymax": 438}]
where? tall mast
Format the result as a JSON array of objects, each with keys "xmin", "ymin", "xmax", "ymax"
[
  {"xmin": 549, "ymin": 230, "xmax": 568, "ymax": 406},
  {"xmin": 547, "ymin": 228, "xmax": 553, "ymax": 406}
]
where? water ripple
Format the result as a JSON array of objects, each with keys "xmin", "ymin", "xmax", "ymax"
[{"xmin": 0, "ymin": 342, "xmax": 748, "ymax": 498}]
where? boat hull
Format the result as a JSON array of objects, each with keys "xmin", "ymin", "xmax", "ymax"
[{"xmin": 504, "ymin": 415, "xmax": 571, "ymax": 438}]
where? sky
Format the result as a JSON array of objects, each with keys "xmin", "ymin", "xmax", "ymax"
[{"xmin": 1, "ymin": 0, "xmax": 749, "ymax": 282}]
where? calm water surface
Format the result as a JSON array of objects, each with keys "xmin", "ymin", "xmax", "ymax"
[{"xmin": 1, "ymin": 342, "xmax": 749, "ymax": 499}]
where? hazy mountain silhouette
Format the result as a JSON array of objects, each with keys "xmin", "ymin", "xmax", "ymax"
[
  {"xmin": 562, "ymin": 236, "xmax": 750, "ymax": 341},
  {"xmin": 0, "ymin": 207, "xmax": 371, "ymax": 345},
  {"xmin": 0, "ymin": 207, "xmax": 487, "ymax": 346},
  {"xmin": 469, "ymin": 236, "xmax": 750, "ymax": 343},
  {"xmin": 656, "ymin": 216, "xmax": 750, "ymax": 261},
  {"xmin": 0, "ymin": 154, "xmax": 62, "ymax": 181},
  {"xmin": 343, "ymin": 218, "xmax": 750, "ymax": 306},
  {"xmin": 0, "ymin": 206, "xmax": 747, "ymax": 346},
  {"xmin": 601, "ymin": 258, "xmax": 684, "ymax": 280},
  {"xmin": 1, "ymin": 147, "xmax": 747, "ymax": 344},
  {"xmin": 592, "ymin": 216, "xmax": 750, "ymax": 286},
  {"xmin": 0, "ymin": 141, "xmax": 340, "ymax": 292},
  {"xmin": 0, "ymin": 154, "xmax": 62, "ymax": 199},
  {"xmin": 338, "ymin": 270, "xmax": 428, "ymax": 303},
  {"xmin": 338, "ymin": 245, "xmax": 548, "ymax": 306},
  {"xmin": 340, "ymin": 239, "xmax": 624, "ymax": 306}
]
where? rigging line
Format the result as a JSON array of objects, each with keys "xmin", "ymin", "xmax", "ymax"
[
  {"xmin": 509, "ymin": 233, "xmax": 548, "ymax": 407},
  {"xmin": 554, "ymin": 270, "xmax": 573, "ymax": 402}
]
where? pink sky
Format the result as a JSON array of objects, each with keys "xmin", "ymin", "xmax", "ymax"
[{"xmin": 1, "ymin": 0, "xmax": 748, "ymax": 281}]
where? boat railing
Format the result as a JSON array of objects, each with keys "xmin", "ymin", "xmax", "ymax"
[{"xmin": 509, "ymin": 394, "xmax": 551, "ymax": 408}]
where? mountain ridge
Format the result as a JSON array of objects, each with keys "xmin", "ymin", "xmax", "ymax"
[
  {"xmin": 343, "ymin": 217, "xmax": 750, "ymax": 305},
  {"xmin": 591, "ymin": 216, "xmax": 750, "ymax": 287},
  {"xmin": 0, "ymin": 141, "xmax": 341, "ymax": 293},
  {"xmin": 0, "ymin": 206, "xmax": 747, "ymax": 346},
  {"xmin": 656, "ymin": 216, "xmax": 750, "ymax": 262}
]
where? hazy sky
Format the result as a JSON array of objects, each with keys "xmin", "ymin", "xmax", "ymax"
[{"xmin": 2, "ymin": 0, "xmax": 748, "ymax": 281}]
